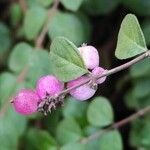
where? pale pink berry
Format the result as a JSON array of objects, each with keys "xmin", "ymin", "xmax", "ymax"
[
  {"xmin": 67, "ymin": 76, "xmax": 96, "ymax": 101},
  {"xmin": 92, "ymin": 67, "xmax": 107, "ymax": 84},
  {"xmin": 36, "ymin": 75, "xmax": 64, "ymax": 99},
  {"xmin": 12, "ymin": 89, "xmax": 40, "ymax": 115},
  {"xmin": 78, "ymin": 45, "xmax": 99, "ymax": 70}
]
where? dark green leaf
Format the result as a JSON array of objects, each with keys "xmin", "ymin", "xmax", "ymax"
[
  {"xmin": 122, "ymin": 0, "xmax": 150, "ymax": 16},
  {"xmin": 0, "ymin": 23, "xmax": 11, "ymax": 56},
  {"xmin": 9, "ymin": 3, "xmax": 22, "ymax": 26},
  {"xmin": 82, "ymin": 0, "xmax": 119, "ymax": 15},
  {"xmin": 142, "ymin": 20, "xmax": 150, "ymax": 46},
  {"xmin": 49, "ymin": 37, "xmax": 87, "ymax": 82},
  {"xmin": 132, "ymin": 79, "xmax": 150, "ymax": 99},
  {"xmin": 115, "ymin": 14, "xmax": 147, "ymax": 59},
  {"xmin": 130, "ymin": 58, "xmax": 150, "ymax": 78},
  {"xmin": 130, "ymin": 116, "xmax": 150, "ymax": 149}
]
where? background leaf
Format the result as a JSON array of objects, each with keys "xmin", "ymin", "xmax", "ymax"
[
  {"xmin": 60, "ymin": 143, "xmax": 85, "ymax": 150},
  {"xmin": 25, "ymin": 128, "xmax": 57, "ymax": 150},
  {"xmin": 48, "ymin": 12, "xmax": 91, "ymax": 46},
  {"xmin": 60, "ymin": 0, "xmax": 83, "ymax": 11},
  {"xmin": 82, "ymin": 0, "xmax": 119, "ymax": 15},
  {"xmin": 0, "ymin": 23, "xmax": 11, "ymax": 58},
  {"xmin": 99, "ymin": 130, "xmax": 123, "ymax": 150},
  {"xmin": 23, "ymin": 6, "xmax": 47, "ymax": 40},
  {"xmin": 0, "ymin": 108, "xmax": 27, "ymax": 150},
  {"xmin": 87, "ymin": 97, "xmax": 114, "ymax": 127},
  {"xmin": 56, "ymin": 118, "xmax": 83, "ymax": 145},
  {"xmin": 115, "ymin": 14, "xmax": 147, "ymax": 59}
]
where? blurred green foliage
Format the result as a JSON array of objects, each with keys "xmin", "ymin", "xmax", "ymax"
[{"xmin": 0, "ymin": 0, "xmax": 150, "ymax": 150}]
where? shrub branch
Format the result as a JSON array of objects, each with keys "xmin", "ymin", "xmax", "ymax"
[{"xmin": 80, "ymin": 105, "xmax": 150, "ymax": 144}]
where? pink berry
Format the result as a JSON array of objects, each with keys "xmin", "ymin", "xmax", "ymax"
[
  {"xmin": 36, "ymin": 75, "xmax": 64, "ymax": 99},
  {"xmin": 92, "ymin": 67, "xmax": 107, "ymax": 84},
  {"xmin": 12, "ymin": 89, "xmax": 40, "ymax": 115},
  {"xmin": 78, "ymin": 45, "xmax": 99, "ymax": 70},
  {"xmin": 67, "ymin": 76, "xmax": 96, "ymax": 101}
]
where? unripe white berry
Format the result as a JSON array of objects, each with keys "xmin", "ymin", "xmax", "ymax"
[
  {"xmin": 67, "ymin": 76, "xmax": 96, "ymax": 101},
  {"xmin": 78, "ymin": 45, "xmax": 99, "ymax": 70}
]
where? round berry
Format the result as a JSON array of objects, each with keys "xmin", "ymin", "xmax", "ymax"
[
  {"xmin": 78, "ymin": 45, "xmax": 99, "ymax": 70},
  {"xmin": 92, "ymin": 67, "xmax": 107, "ymax": 84},
  {"xmin": 12, "ymin": 89, "xmax": 40, "ymax": 115},
  {"xmin": 67, "ymin": 76, "xmax": 96, "ymax": 101},
  {"xmin": 36, "ymin": 75, "xmax": 64, "ymax": 99}
]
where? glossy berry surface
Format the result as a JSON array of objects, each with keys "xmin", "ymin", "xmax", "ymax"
[
  {"xmin": 67, "ymin": 76, "xmax": 96, "ymax": 101},
  {"xmin": 36, "ymin": 75, "xmax": 64, "ymax": 99},
  {"xmin": 78, "ymin": 45, "xmax": 99, "ymax": 70},
  {"xmin": 12, "ymin": 89, "xmax": 40, "ymax": 115}
]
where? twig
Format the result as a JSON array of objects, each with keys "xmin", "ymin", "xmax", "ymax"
[
  {"xmin": 35, "ymin": 0, "xmax": 60, "ymax": 48},
  {"xmin": 38, "ymin": 50, "xmax": 150, "ymax": 115},
  {"xmin": 0, "ymin": 65, "xmax": 29, "ymax": 117},
  {"xmin": 80, "ymin": 105, "xmax": 150, "ymax": 144},
  {"xmin": 18, "ymin": 0, "xmax": 27, "ymax": 14},
  {"xmin": 58, "ymin": 50, "xmax": 150, "ymax": 96}
]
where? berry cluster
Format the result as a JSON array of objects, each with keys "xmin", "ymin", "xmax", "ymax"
[{"xmin": 12, "ymin": 45, "xmax": 107, "ymax": 115}]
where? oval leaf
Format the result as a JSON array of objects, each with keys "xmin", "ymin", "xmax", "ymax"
[
  {"xmin": 115, "ymin": 14, "xmax": 147, "ymax": 59},
  {"xmin": 49, "ymin": 37, "xmax": 88, "ymax": 82},
  {"xmin": 87, "ymin": 97, "xmax": 114, "ymax": 127},
  {"xmin": 99, "ymin": 130, "xmax": 123, "ymax": 150},
  {"xmin": 56, "ymin": 118, "xmax": 83, "ymax": 145},
  {"xmin": 23, "ymin": 6, "xmax": 47, "ymax": 40},
  {"xmin": 60, "ymin": 0, "xmax": 83, "ymax": 11}
]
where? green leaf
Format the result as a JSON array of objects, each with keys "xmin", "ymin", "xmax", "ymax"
[
  {"xmin": 49, "ymin": 37, "xmax": 87, "ymax": 82},
  {"xmin": 27, "ymin": 48, "xmax": 53, "ymax": 85},
  {"xmin": 83, "ymin": 126, "xmax": 100, "ymax": 150},
  {"xmin": 25, "ymin": 128, "xmax": 57, "ymax": 150},
  {"xmin": 56, "ymin": 118, "xmax": 83, "ymax": 145},
  {"xmin": 37, "ymin": 0, "xmax": 53, "ymax": 7},
  {"xmin": 142, "ymin": 20, "xmax": 150, "ymax": 46},
  {"xmin": 130, "ymin": 58, "xmax": 150, "ymax": 78},
  {"xmin": 60, "ymin": 143, "xmax": 85, "ymax": 150},
  {"xmin": 63, "ymin": 97, "xmax": 88, "ymax": 127},
  {"xmin": 9, "ymin": 42, "xmax": 32, "ymax": 73},
  {"xmin": 130, "ymin": 116, "xmax": 150, "ymax": 149},
  {"xmin": 122, "ymin": 0, "xmax": 150, "ymax": 16},
  {"xmin": 0, "ymin": 73, "xmax": 16, "ymax": 105},
  {"xmin": 0, "ymin": 107, "xmax": 27, "ymax": 150},
  {"xmin": 82, "ymin": 0, "xmax": 119, "ymax": 15},
  {"xmin": 61, "ymin": 0, "xmax": 83, "ymax": 11},
  {"xmin": 99, "ymin": 130, "xmax": 123, "ymax": 150},
  {"xmin": 115, "ymin": 14, "xmax": 147, "ymax": 59},
  {"xmin": 23, "ymin": 6, "xmax": 47, "ymax": 40},
  {"xmin": 125, "ymin": 90, "xmax": 139, "ymax": 109},
  {"xmin": 9, "ymin": 3, "xmax": 22, "ymax": 26},
  {"xmin": 48, "ymin": 12, "xmax": 89, "ymax": 46},
  {"xmin": 0, "ymin": 23, "xmax": 11, "ymax": 56},
  {"xmin": 87, "ymin": 97, "xmax": 114, "ymax": 127},
  {"xmin": 9, "ymin": 43, "xmax": 52, "ymax": 87},
  {"xmin": 132, "ymin": 79, "xmax": 150, "ymax": 99}
]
